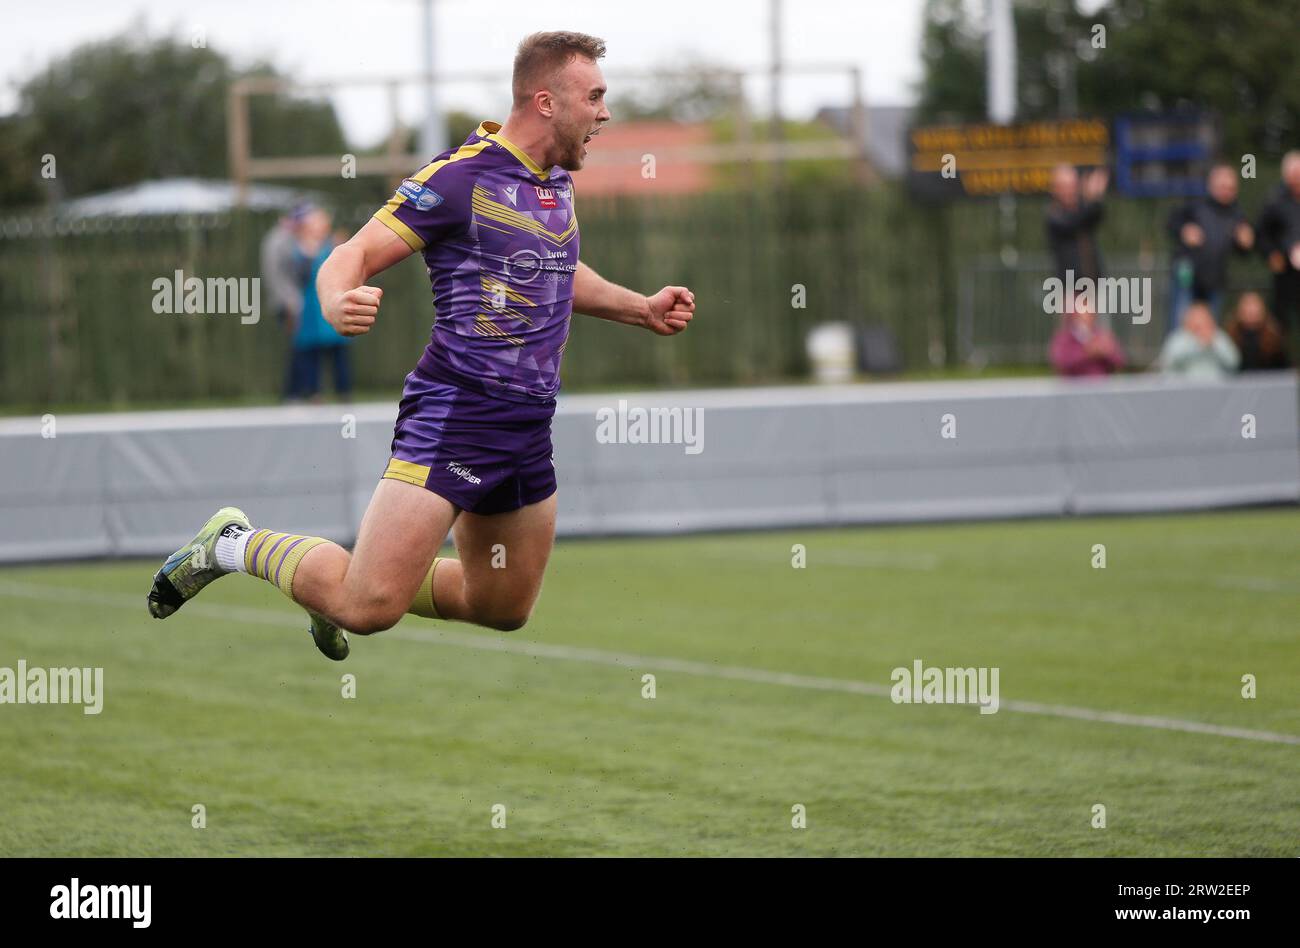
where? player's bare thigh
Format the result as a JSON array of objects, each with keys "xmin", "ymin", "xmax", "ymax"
[
  {"xmin": 297, "ymin": 477, "xmax": 458, "ymax": 633},
  {"xmin": 448, "ymin": 491, "xmax": 557, "ymax": 630}
]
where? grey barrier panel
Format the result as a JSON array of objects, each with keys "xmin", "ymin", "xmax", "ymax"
[
  {"xmin": 825, "ymin": 387, "xmax": 1069, "ymax": 523},
  {"xmin": 565, "ymin": 395, "xmax": 831, "ymax": 533},
  {"xmin": 0, "ymin": 426, "xmax": 111, "ymax": 561},
  {"xmin": 1059, "ymin": 373, "xmax": 1300, "ymax": 513},
  {"xmin": 0, "ymin": 375, "xmax": 1295, "ymax": 563}
]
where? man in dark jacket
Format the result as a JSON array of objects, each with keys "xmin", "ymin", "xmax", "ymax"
[
  {"xmin": 1165, "ymin": 164, "xmax": 1254, "ymax": 336},
  {"xmin": 1256, "ymin": 151, "xmax": 1300, "ymax": 335},
  {"xmin": 1046, "ymin": 163, "xmax": 1109, "ymax": 285}
]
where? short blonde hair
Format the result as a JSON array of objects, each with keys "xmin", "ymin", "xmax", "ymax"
[{"xmin": 512, "ymin": 31, "xmax": 606, "ymax": 108}]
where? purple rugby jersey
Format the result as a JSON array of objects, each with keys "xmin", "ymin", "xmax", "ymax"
[{"xmin": 373, "ymin": 121, "xmax": 579, "ymax": 403}]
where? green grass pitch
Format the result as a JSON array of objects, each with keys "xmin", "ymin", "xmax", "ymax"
[{"xmin": 0, "ymin": 508, "xmax": 1296, "ymax": 856}]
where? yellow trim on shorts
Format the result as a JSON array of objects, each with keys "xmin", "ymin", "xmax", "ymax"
[{"xmin": 383, "ymin": 458, "xmax": 431, "ymax": 487}]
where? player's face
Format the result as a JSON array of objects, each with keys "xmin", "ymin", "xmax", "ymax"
[{"xmin": 552, "ymin": 57, "xmax": 609, "ymax": 172}]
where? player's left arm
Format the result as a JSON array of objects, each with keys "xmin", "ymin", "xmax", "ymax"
[{"xmin": 573, "ymin": 261, "xmax": 695, "ymax": 336}]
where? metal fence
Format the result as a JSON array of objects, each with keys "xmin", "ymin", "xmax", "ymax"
[
  {"xmin": 957, "ymin": 254, "xmax": 1277, "ymax": 368},
  {"xmin": 957, "ymin": 254, "xmax": 1173, "ymax": 367},
  {"xmin": 0, "ymin": 180, "xmax": 1280, "ymax": 411}
]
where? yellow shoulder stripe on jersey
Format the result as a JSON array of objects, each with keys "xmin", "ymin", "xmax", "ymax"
[
  {"xmin": 477, "ymin": 121, "xmax": 550, "ymax": 180},
  {"xmin": 411, "ymin": 139, "xmax": 492, "ymax": 185},
  {"xmin": 371, "ymin": 139, "xmax": 493, "ymax": 251}
]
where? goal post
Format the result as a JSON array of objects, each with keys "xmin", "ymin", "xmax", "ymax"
[{"xmin": 226, "ymin": 64, "xmax": 872, "ymax": 203}]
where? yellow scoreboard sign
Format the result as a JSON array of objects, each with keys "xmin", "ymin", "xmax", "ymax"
[{"xmin": 907, "ymin": 118, "xmax": 1109, "ymax": 200}]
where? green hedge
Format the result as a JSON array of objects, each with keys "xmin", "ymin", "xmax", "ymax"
[{"xmin": 0, "ymin": 179, "xmax": 1278, "ymax": 411}]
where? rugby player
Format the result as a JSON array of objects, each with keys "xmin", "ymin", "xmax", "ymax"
[{"xmin": 146, "ymin": 31, "xmax": 696, "ymax": 658}]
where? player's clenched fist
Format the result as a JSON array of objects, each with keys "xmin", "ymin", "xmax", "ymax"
[
  {"xmin": 645, "ymin": 285, "xmax": 696, "ymax": 336},
  {"xmin": 326, "ymin": 285, "xmax": 383, "ymax": 336}
]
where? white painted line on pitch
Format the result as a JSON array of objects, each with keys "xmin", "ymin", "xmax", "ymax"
[
  {"xmin": 1, "ymin": 579, "xmax": 1297, "ymax": 746},
  {"xmin": 1215, "ymin": 575, "xmax": 1300, "ymax": 594},
  {"xmin": 695, "ymin": 546, "xmax": 941, "ymax": 571}
]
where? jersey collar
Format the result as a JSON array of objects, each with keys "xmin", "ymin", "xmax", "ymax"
[{"xmin": 477, "ymin": 121, "xmax": 551, "ymax": 180}]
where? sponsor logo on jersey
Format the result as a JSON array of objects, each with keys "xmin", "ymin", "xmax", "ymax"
[
  {"xmin": 534, "ymin": 186, "xmax": 557, "ymax": 209},
  {"xmin": 507, "ymin": 249, "xmax": 542, "ymax": 283},
  {"xmin": 398, "ymin": 179, "xmax": 444, "ymax": 211},
  {"xmin": 507, "ymin": 248, "xmax": 575, "ymax": 284}
]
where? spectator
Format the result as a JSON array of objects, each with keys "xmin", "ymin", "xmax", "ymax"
[
  {"xmin": 1050, "ymin": 298, "xmax": 1126, "ymax": 377},
  {"xmin": 260, "ymin": 204, "xmax": 309, "ymax": 334},
  {"xmin": 1225, "ymin": 291, "xmax": 1291, "ymax": 371},
  {"xmin": 284, "ymin": 207, "xmax": 352, "ymax": 402},
  {"xmin": 1157, "ymin": 302, "xmax": 1240, "ymax": 379},
  {"xmin": 1165, "ymin": 164, "xmax": 1254, "ymax": 335},
  {"xmin": 1256, "ymin": 150, "xmax": 1300, "ymax": 337},
  {"xmin": 1046, "ymin": 163, "xmax": 1109, "ymax": 285}
]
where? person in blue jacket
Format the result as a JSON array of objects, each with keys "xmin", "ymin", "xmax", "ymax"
[{"xmin": 285, "ymin": 205, "xmax": 352, "ymax": 401}]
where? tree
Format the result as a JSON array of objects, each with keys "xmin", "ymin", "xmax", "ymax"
[
  {"xmin": 0, "ymin": 27, "xmax": 346, "ymax": 209},
  {"xmin": 916, "ymin": 0, "xmax": 985, "ymax": 123},
  {"xmin": 608, "ymin": 67, "xmax": 739, "ymax": 123},
  {"xmin": 915, "ymin": 0, "xmax": 1300, "ymax": 160},
  {"xmin": 917, "ymin": 0, "xmax": 1111, "ymax": 123},
  {"xmin": 1099, "ymin": 0, "xmax": 1300, "ymax": 158}
]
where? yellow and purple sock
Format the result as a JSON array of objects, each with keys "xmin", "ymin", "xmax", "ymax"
[{"xmin": 240, "ymin": 529, "xmax": 328, "ymax": 598}]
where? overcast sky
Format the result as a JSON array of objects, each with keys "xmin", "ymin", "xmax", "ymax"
[{"xmin": 1, "ymin": 0, "xmax": 927, "ymax": 148}]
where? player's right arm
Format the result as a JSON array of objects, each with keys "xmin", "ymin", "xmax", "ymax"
[
  {"xmin": 318, "ymin": 218, "xmax": 414, "ymax": 337},
  {"xmin": 322, "ymin": 157, "xmax": 475, "ymax": 336}
]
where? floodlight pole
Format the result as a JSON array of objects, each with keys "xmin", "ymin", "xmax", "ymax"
[
  {"xmin": 419, "ymin": 0, "xmax": 447, "ymax": 161},
  {"xmin": 769, "ymin": 0, "xmax": 783, "ymax": 185},
  {"xmin": 988, "ymin": 0, "xmax": 1019, "ymax": 267},
  {"xmin": 987, "ymin": 0, "xmax": 1016, "ymax": 125}
]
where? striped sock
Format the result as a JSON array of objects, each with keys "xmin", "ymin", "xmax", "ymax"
[
  {"xmin": 243, "ymin": 529, "xmax": 328, "ymax": 598},
  {"xmin": 408, "ymin": 556, "xmax": 446, "ymax": 619}
]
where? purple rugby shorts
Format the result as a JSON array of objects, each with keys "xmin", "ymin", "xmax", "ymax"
[{"xmin": 382, "ymin": 366, "xmax": 557, "ymax": 515}]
